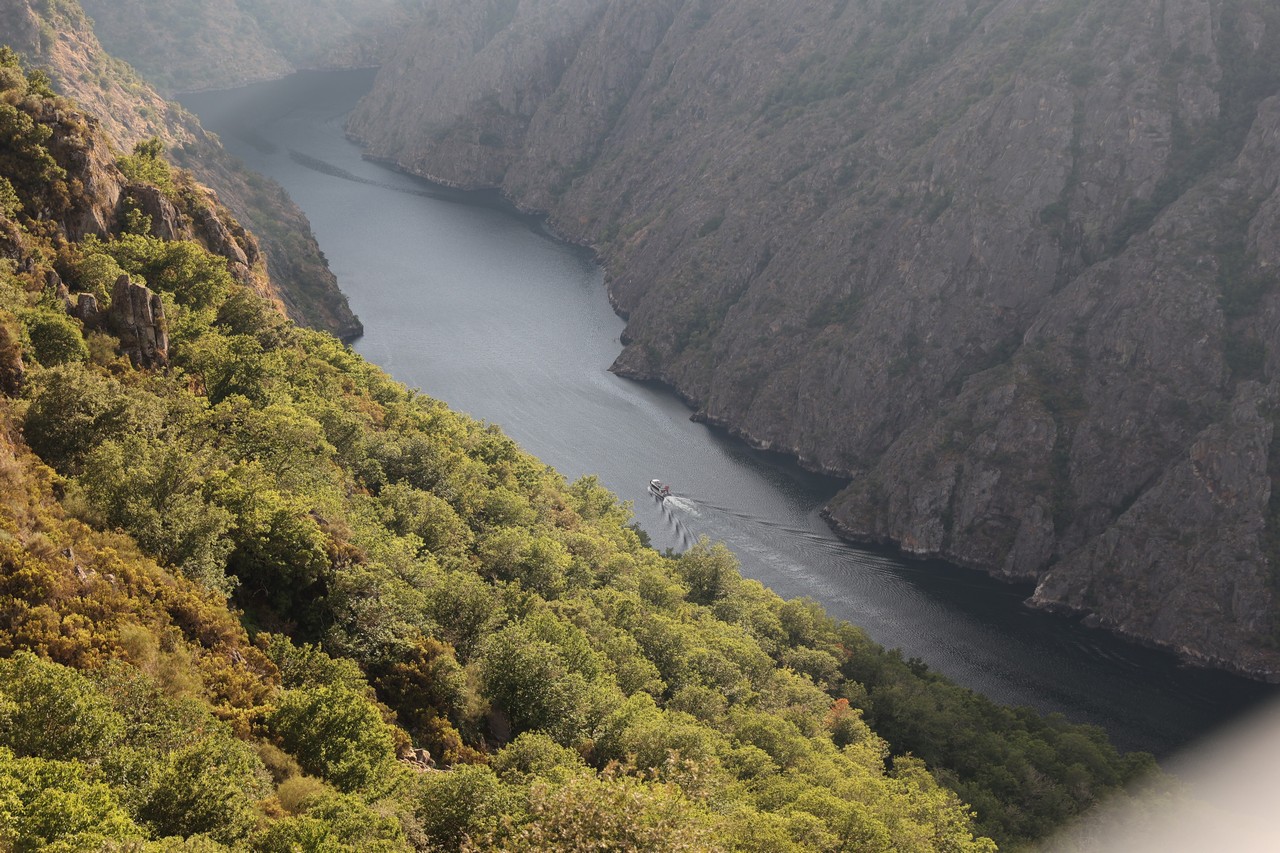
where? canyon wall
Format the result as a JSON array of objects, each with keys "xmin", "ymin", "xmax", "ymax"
[
  {"xmin": 77, "ymin": 0, "xmax": 423, "ymax": 93},
  {"xmin": 346, "ymin": 0, "xmax": 1280, "ymax": 677}
]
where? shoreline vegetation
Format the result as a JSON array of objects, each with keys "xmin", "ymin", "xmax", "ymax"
[{"xmin": 0, "ymin": 43, "xmax": 1162, "ymax": 851}]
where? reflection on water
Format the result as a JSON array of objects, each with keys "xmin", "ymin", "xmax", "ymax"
[{"xmin": 184, "ymin": 70, "xmax": 1276, "ymax": 756}]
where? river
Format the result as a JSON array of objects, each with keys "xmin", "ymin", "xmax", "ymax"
[{"xmin": 183, "ymin": 69, "xmax": 1275, "ymax": 757}]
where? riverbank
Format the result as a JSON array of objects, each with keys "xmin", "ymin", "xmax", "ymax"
[{"xmin": 182, "ymin": 69, "xmax": 1278, "ymax": 757}]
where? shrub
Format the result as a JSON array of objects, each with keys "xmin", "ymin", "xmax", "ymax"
[
  {"xmin": 0, "ymin": 652, "xmax": 125, "ymax": 761},
  {"xmin": 22, "ymin": 307, "xmax": 87, "ymax": 366},
  {"xmin": 267, "ymin": 685, "xmax": 400, "ymax": 794},
  {"xmin": 136, "ymin": 735, "xmax": 271, "ymax": 844}
]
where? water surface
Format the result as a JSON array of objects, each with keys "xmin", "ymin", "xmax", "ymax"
[{"xmin": 184, "ymin": 70, "xmax": 1276, "ymax": 756}]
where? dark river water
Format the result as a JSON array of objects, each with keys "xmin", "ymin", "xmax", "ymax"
[{"xmin": 184, "ymin": 69, "xmax": 1276, "ymax": 757}]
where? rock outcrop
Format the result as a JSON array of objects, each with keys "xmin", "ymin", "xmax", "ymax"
[
  {"xmin": 109, "ymin": 273, "xmax": 168, "ymax": 369},
  {"xmin": 74, "ymin": 293, "xmax": 98, "ymax": 324},
  {"xmin": 191, "ymin": 200, "xmax": 253, "ymax": 283},
  {"xmin": 347, "ymin": 0, "xmax": 1280, "ymax": 677},
  {"xmin": 126, "ymin": 183, "xmax": 184, "ymax": 241}
]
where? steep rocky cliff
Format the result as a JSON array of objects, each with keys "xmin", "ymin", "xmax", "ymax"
[
  {"xmin": 0, "ymin": 0, "xmax": 362, "ymax": 338},
  {"xmin": 347, "ymin": 0, "xmax": 1280, "ymax": 677},
  {"xmin": 77, "ymin": 0, "xmax": 425, "ymax": 94}
]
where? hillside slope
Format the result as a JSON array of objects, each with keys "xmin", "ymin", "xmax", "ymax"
[
  {"xmin": 78, "ymin": 0, "xmax": 425, "ymax": 94},
  {"xmin": 345, "ymin": 0, "xmax": 1280, "ymax": 678},
  {"xmin": 0, "ymin": 0, "xmax": 362, "ymax": 339}
]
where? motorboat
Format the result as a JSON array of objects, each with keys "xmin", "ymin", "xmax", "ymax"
[{"xmin": 648, "ymin": 478, "xmax": 671, "ymax": 499}]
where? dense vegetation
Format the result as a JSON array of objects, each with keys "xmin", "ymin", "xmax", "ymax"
[{"xmin": 0, "ymin": 47, "xmax": 1155, "ymax": 850}]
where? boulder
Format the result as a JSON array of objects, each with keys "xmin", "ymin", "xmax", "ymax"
[
  {"xmin": 48, "ymin": 269, "xmax": 73, "ymax": 313},
  {"xmin": 192, "ymin": 204, "xmax": 249, "ymax": 268},
  {"xmin": 74, "ymin": 293, "xmax": 99, "ymax": 324}
]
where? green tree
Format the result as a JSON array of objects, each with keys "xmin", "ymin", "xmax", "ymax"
[
  {"xmin": 0, "ymin": 175, "xmax": 20, "ymax": 219},
  {"xmin": 0, "ymin": 748, "xmax": 145, "ymax": 852},
  {"xmin": 380, "ymin": 482, "xmax": 474, "ymax": 558},
  {"xmin": 208, "ymin": 466, "xmax": 330, "ymax": 615},
  {"xmin": 257, "ymin": 787, "xmax": 411, "ymax": 853},
  {"xmin": 21, "ymin": 307, "xmax": 86, "ymax": 367},
  {"xmin": 414, "ymin": 764, "xmax": 514, "ymax": 852},
  {"xmin": 426, "ymin": 570, "xmax": 504, "ymax": 662},
  {"xmin": 117, "ymin": 137, "xmax": 174, "ymax": 193},
  {"xmin": 70, "ymin": 434, "xmax": 234, "ymax": 589},
  {"xmin": 491, "ymin": 732, "xmax": 585, "ymax": 784},
  {"xmin": 0, "ymin": 101, "xmax": 65, "ymax": 216},
  {"xmin": 22, "ymin": 363, "xmax": 162, "ymax": 473},
  {"xmin": 475, "ymin": 621, "xmax": 599, "ymax": 743},
  {"xmin": 676, "ymin": 538, "xmax": 741, "ymax": 606},
  {"xmin": 99, "ymin": 234, "xmax": 233, "ymax": 313},
  {"xmin": 477, "ymin": 526, "xmax": 572, "ymax": 598},
  {"xmin": 0, "ymin": 652, "xmax": 124, "ymax": 761},
  {"xmin": 472, "ymin": 768, "xmax": 725, "ymax": 853},
  {"xmin": 268, "ymin": 685, "xmax": 400, "ymax": 794},
  {"xmin": 68, "ymin": 248, "xmax": 126, "ymax": 306},
  {"xmin": 137, "ymin": 735, "xmax": 271, "ymax": 845}
]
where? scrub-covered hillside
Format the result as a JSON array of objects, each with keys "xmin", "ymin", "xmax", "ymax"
[{"xmin": 0, "ymin": 48, "xmax": 1151, "ymax": 851}]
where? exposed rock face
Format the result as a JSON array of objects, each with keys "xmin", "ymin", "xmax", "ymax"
[
  {"xmin": 76, "ymin": 0, "xmax": 424, "ymax": 94},
  {"xmin": 348, "ymin": 0, "xmax": 1280, "ymax": 676},
  {"xmin": 110, "ymin": 273, "xmax": 168, "ymax": 369},
  {"xmin": 74, "ymin": 293, "xmax": 99, "ymax": 324},
  {"xmin": 126, "ymin": 183, "xmax": 184, "ymax": 241},
  {"xmin": 49, "ymin": 271, "xmax": 73, "ymax": 312},
  {"xmin": 191, "ymin": 201, "xmax": 250, "ymax": 280}
]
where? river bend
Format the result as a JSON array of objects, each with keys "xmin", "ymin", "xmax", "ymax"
[{"xmin": 184, "ymin": 70, "xmax": 1275, "ymax": 756}]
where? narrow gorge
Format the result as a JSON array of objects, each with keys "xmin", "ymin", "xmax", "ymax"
[
  {"xmin": 6, "ymin": 0, "xmax": 1280, "ymax": 847},
  {"xmin": 343, "ymin": 0, "xmax": 1280, "ymax": 679}
]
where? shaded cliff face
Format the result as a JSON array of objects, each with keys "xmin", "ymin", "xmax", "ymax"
[
  {"xmin": 77, "ymin": 0, "xmax": 424, "ymax": 94},
  {"xmin": 0, "ymin": 0, "xmax": 362, "ymax": 339},
  {"xmin": 347, "ymin": 0, "xmax": 1280, "ymax": 677}
]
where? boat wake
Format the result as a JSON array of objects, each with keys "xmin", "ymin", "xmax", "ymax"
[
  {"xmin": 662, "ymin": 495, "xmax": 698, "ymax": 515},
  {"xmin": 648, "ymin": 492, "xmax": 698, "ymax": 551}
]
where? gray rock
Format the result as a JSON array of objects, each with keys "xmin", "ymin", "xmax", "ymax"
[
  {"xmin": 48, "ymin": 269, "xmax": 73, "ymax": 313},
  {"xmin": 109, "ymin": 274, "xmax": 168, "ymax": 369},
  {"xmin": 192, "ymin": 204, "xmax": 249, "ymax": 268},
  {"xmin": 74, "ymin": 293, "xmax": 99, "ymax": 324},
  {"xmin": 125, "ymin": 183, "xmax": 184, "ymax": 241}
]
